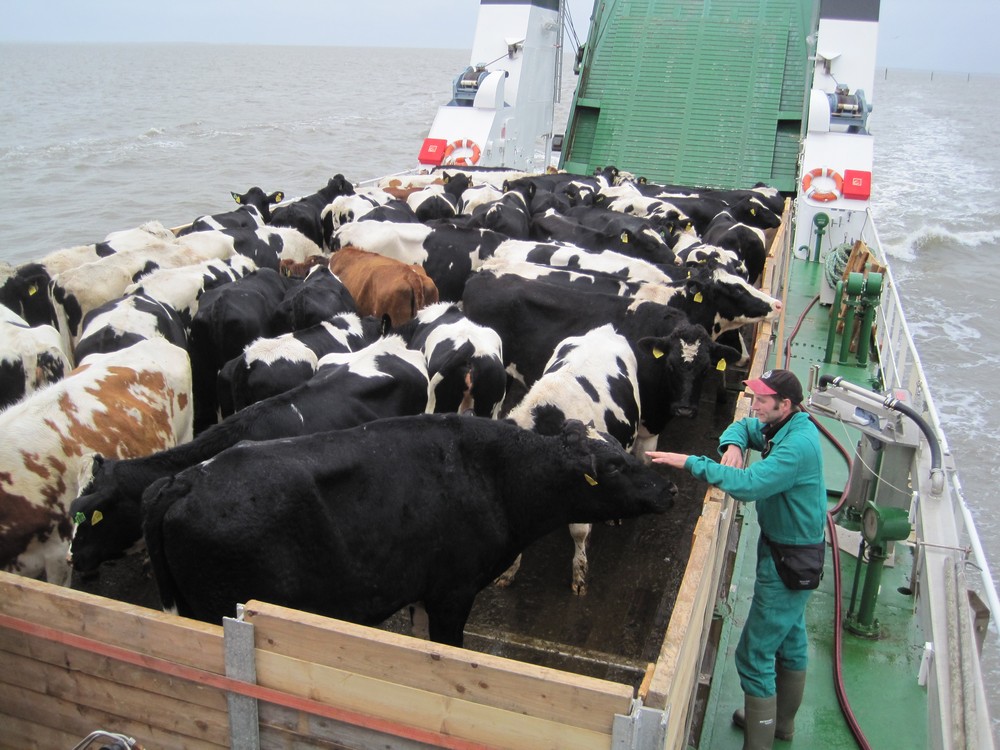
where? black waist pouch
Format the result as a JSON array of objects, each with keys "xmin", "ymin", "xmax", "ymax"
[{"xmin": 764, "ymin": 536, "xmax": 825, "ymax": 590}]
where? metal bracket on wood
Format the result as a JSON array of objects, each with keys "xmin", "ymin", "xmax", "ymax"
[
  {"xmin": 224, "ymin": 604, "xmax": 260, "ymax": 749},
  {"xmin": 612, "ymin": 698, "xmax": 669, "ymax": 750}
]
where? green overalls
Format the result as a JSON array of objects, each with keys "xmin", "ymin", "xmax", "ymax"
[{"xmin": 684, "ymin": 410, "xmax": 826, "ymax": 697}]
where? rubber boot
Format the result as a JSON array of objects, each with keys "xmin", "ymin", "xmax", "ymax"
[
  {"xmin": 774, "ymin": 668, "xmax": 807, "ymax": 740},
  {"xmin": 733, "ymin": 694, "xmax": 776, "ymax": 750}
]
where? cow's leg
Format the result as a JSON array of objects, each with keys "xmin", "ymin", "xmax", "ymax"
[
  {"xmin": 569, "ymin": 523, "xmax": 591, "ymax": 596},
  {"xmin": 425, "ymin": 595, "xmax": 476, "ymax": 647},
  {"xmin": 408, "ymin": 602, "xmax": 430, "ymax": 639},
  {"xmin": 494, "ymin": 554, "xmax": 522, "ymax": 587}
]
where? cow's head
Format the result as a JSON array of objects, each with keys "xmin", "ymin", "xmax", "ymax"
[
  {"xmin": 558, "ymin": 418, "xmax": 677, "ymax": 523},
  {"xmin": 68, "ymin": 454, "xmax": 144, "ymax": 573},
  {"xmin": 232, "ymin": 186, "xmax": 283, "ymax": 222},
  {"xmin": 635, "ymin": 321, "xmax": 741, "ymax": 431},
  {"xmin": 0, "ymin": 263, "xmax": 59, "ymax": 329}
]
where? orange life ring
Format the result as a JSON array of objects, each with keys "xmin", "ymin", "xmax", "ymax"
[
  {"xmin": 442, "ymin": 139, "xmax": 481, "ymax": 166},
  {"xmin": 801, "ymin": 167, "xmax": 843, "ymax": 202}
]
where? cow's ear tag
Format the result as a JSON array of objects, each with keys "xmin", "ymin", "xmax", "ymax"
[
  {"xmin": 716, "ymin": 358, "xmax": 727, "ymax": 371},
  {"xmin": 693, "ymin": 292, "xmax": 704, "ymax": 303},
  {"xmin": 91, "ymin": 510, "xmax": 104, "ymax": 526},
  {"xmin": 28, "ymin": 283, "xmax": 38, "ymax": 296},
  {"xmin": 73, "ymin": 512, "xmax": 86, "ymax": 524},
  {"xmin": 751, "ymin": 207, "xmax": 757, "ymax": 216},
  {"xmin": 652, "ymin": 346, "xmax": 665, "ymax": 359},
  {"xmin": 620, "ymin": 232, "xmax": 629, "ymax": 243},
  {"xmin": 584, "ymin": 473, "xmax": 599, "ymax": 486},
  {"xmin": 274, "ymin": 191, "xmax": 284, "ymax": 203},
  {"xmin": 231, "ymin": 191, "xmax": 242, "ymax": 204}
]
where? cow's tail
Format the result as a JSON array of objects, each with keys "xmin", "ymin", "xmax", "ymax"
[{"xmin": 141, "ymin": 474, "xmax": 193, "ymax": 617}]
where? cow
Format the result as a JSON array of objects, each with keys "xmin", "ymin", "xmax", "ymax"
[
  {"xmin": 219, "ymin": 312, "xmax": 385, "ymax": 415},
  {"xmin": 0, "ymin": 303, "xmax": 71, "ymax": 409},
  {"xmin": 332, "ymin": 222, "xmax": 505, "ymax": 302},
  {"xmin": 74, "ymin": 293, "xmax": 189, "ymax": 364},
  {"xmin": 187, "ymin": 268, "xmax": 293, "ymax": 432},
  {"xmin": 0, "ymin": 338, "xmax": 192, "ymax": 586},
  {"xmin": 328, "ymin": 246, "xmax": 438, "ymax": 327},
  {"xmin": 393, "ymin": 302, "xmax": 507, "ymax": 418},
  {"xmin": 500, "ymin": 324, "xmax": 642, "ymax": 595},
  {"xmin": 177, "ymin": 186, "xmax": 280, "ymax": 235},
  {"xmin": 123, "ymin": 254, "xmax": 259, "ymax": 328},
  {"xmin": 140, "ymin": 414, "xmax": 677, "ymax": 643},
  {"xmin": 407, "ymin": 172, "xmax": 471, "ymax": 222},
  {"xmin": 0, "ymin": 222, "xmax": 177, "ymax": 328},
  {"xmin": 462, "ymin": 271, "xmax": 741, "ymax": 454},
  {"xmin": 68, "ymin": 334, "xmax": 429, "ymax": 575},
  {"xmin": 321, "ymin": 189, "xmax": 394, "ymax": 248},
  {"xmin": 701, "ymin": 199, "xmax": 778, "ymax": 284},
  {"xmin": 270, "ymin": 174, "xmax": 356, "ymax": 249},
  {"xmin": 270, "ymin": 264, "xmax": 357, "ymax": 334}
]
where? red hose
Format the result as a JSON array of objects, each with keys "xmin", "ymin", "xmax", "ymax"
[{"xmin": 784, "ymin": 293, "xmax": 874, "ymax": 749}]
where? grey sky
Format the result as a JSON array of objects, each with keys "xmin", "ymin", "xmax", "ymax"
[{"xmin": 0, "ymin": 1, "xmax": 995, "ymax": 74}]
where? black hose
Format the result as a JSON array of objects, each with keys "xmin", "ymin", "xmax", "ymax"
[{"xmin": 818, "ymin": 374, "xmax": 944, "ymax": 494}]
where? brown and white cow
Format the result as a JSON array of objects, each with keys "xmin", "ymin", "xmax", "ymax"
[
  {"xmin": 0, "ymin": 337, "xmax": 192, "ymax": 585},
  {"xmin": 329, "ymin": 246, "xmax": 439, "ymax": 327}
]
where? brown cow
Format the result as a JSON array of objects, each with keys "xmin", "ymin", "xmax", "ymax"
[{"xmin": 328, "ymin": 246, "xmax": 438, "ymax": 326}]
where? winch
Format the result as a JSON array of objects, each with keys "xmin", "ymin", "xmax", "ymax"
[
  {"xmin": 450, "ymin": 65, "xmax": 490, "ymax": 106},
  {"xmin": 827, "ymin": 83, "xmax": 871, "ymax": 132}
]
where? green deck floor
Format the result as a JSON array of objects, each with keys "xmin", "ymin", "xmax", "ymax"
[{"xmin": 695, "ymin": 256, "xmax": 929, "ymax": 749}]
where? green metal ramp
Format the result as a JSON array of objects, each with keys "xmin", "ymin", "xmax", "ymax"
[{"xmin": 561, "ymin": 0, "xmax": 814, "ymax": 190}]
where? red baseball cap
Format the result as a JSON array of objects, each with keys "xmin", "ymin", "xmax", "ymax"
[{"xmin": 743, "ymin": 369, "xmax": 804, "ymax": 403}]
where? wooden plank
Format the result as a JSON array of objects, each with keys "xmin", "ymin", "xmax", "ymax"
[
  {"xmin": 260, "ymin": 702, "xmax": 448, "ymax": 749},
  {"xmin": 252, "ymin": 648, "xmax": 614, "ymax": 750},
  {"xmin": 0, "ymin": 712, "xmax": 79, "ymax": 750},
  {"xmin": 1, "ymin": 627, "xmax": 228, "ymax": 714},
  {"xmin": 0, "ymin": 645, "xmax": 231, "ymax": 746},
  {"xmin": 244, "ymin": 601, "xmax": 633, "ymax": 734},
  {"xmin": 0, "ymin": 682, "xmax": 226, "ymax": 750},
  {"xmin": 0, "ymin": 572, "xmax": 224, "ymax": 673}
]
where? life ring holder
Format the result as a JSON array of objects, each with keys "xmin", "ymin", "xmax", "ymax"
[
  {"xmin": 801, "ymin": 167, "xmax": 843, "ymax": 202},
  {"xmin": 442, "ymin": 139, "xmax": 482, "ymax": 166}
]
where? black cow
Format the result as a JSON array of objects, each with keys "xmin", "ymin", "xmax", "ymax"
[
  {"xmin": 188, "ymin": 268, "xmax": 292, "ymax": 432},
  {"xmin": 271, "ymin": 264, "xmax": 357, "ymax": 334},
  {"xmin": 141, "ymin": 415, "xmax": 677, "ymax": 643},
  {"xmin": 68, "ymin": 335, "xmax": 429, "ymax": 574}
]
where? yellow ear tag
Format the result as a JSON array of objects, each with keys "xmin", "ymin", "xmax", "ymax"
[
  {"xmin": 274, "ymin": 191, "xmax": 284, "ymax": 202},
  {"xmin": 652, "ymin": 346, "xmax": 665, "ymax": 359},
  {"xmin": 233, "ymin": 194, "xmax": 242, "ymax": 204},
  {"xmin": 91, "ymin": 510, "xmax": 104, "ymax": 526},
  {"xmin": 693, "ymin": 292, "xmax": 704, "ymax": 303},
  {"xmin": 620, "ymin": 232, "xmax": 629, "ymax": 243},
  {"xmin": 716, "ymin": 358, "xmax": 727, "ymax": 371},
  {"xmin": 28, "ymin": 283, "xmax": 38, "ymax": 296},
  {"xmin": 751, "ymin": 207, "xmax": 757, "ymax": 216},
  {"xmin": 584, "ymin": 474, "xmax": 599, "ymax": 486}
]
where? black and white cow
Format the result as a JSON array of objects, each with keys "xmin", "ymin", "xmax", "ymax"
[
  {"xmin": 68, "ymin": 334, "xmax": 429, "ymax": 575},
  {"xmin": 177, "ymin": 186, "xmax": 281, "ymax": 235},
  {"xmin": 270, "ymin": 174, "xmax": 356, "ymax": 249},
  {"xmin": 462, "ymin": 271, "xmax": 741, "ymax": 452},
  {"xmin": 74, "ymin": 293, "xmax": 189, "ymax": 364},
  {"xmin": 500, "ymin": 323, "xmax": 642, "ymax": 595},
  {"xmin": 141, "ymin": 414, "xmax": 676, "ymax": 642},
  {"xmin": 332, "ymin": 222, "xmax": 505, "ymax": 302},
  {"xmin": 123, "ymin": 254, "xmax": 259, "ymax": 328},
  {"xmin": 0, "ymin": 303, "xmax": 71, "ymax": 409},
  {"xmin": 219, "ymin": 312, "xmax": 384, "ymax": 415},
  {"xmin": 407, "ymin": 172, "xmax": 471, "ymax": 222},
  {"xmin": 393, "ymin": 302, "xmax": 507, "ymax": 418}
]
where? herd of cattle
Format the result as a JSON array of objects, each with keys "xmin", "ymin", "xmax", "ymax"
[{"xmin": 0, "ymin": 166, "xmax": 784, "ymax": 646}]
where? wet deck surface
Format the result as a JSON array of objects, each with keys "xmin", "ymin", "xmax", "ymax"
[{"xmin": 71, "ymin": 370, "xmax": 741, "ymax": 693}]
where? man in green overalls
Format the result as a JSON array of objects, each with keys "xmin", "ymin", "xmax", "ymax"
[{"xmin": 647, "ymin": 369, "xmax": 826, "ymax": 750}]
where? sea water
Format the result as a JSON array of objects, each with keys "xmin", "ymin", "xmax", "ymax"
[{"xmin": 2, "ymin": 42, "xmax": 999, "ymax": 736}]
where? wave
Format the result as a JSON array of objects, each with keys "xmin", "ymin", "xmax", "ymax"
[{"xmin": 880, "ymin": 223, "xmax": 1000, "ymax": 260}]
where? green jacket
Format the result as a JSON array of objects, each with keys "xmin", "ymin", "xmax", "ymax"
[{"xmin": 684, "ymin": 411, "xmax": 826, "ymax": 545}]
